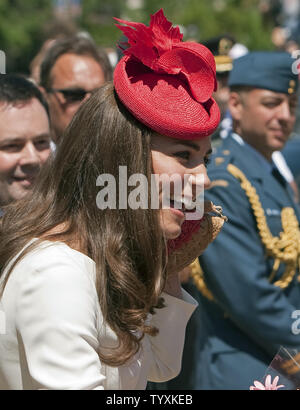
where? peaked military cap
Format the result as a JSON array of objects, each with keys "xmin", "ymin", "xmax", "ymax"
[
  {"xmin": 228, "ymin": 51, "xmax": 298, "ymax": 94},
  {"xmin": 203, "ymin": 35, "xmax": 234, "ymax": 73}
]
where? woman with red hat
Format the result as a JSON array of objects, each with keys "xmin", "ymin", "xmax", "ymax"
[{"xmin": 0, "ymin": 10, "xmax": 224, "ymax": 390}]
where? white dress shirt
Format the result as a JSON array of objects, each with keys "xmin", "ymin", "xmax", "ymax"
[{"xmin": 0, "ymin": 240, "xmax": 197, "ymax": 390}]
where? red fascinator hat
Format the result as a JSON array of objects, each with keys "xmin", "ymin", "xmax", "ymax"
[{"xmin": 114, "ymin": 9, "xmax": 220, "ymax": 140}]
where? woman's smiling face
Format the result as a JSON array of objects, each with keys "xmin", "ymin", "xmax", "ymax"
[{"xmin": 151, "ymin": 133, "xmax": 212, "ymax": 240}]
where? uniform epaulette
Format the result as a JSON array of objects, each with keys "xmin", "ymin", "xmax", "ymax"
[
  {"xmin": 206, "ymin": 147, "xmax": 234, "ymax": 190},
  {"xmin": 210, "ymin": 146, "xmax": 232, "ymax": 169},
  {"xmin": 207, "ymin": 146, "xmax": 233, "ymax": 177},
  {"xmin": 207, "ymin": 179, "xmax": 229, "ymax": 190}
]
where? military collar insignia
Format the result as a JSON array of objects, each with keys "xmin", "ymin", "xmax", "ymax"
[{"xmin": 288, "ymin": 79, "xmax": 296, "ymax": 94}]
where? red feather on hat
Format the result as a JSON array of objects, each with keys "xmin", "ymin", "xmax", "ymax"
[
  {"xmin": 115, "ymin": 9, "xmax": 217, "ymax": 103},
  {"xmin": 114, "ymin": 9, "xmax": 182, "ymax": 71}
]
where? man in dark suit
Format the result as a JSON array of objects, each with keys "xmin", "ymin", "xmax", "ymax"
[{"xmin": 151, "ymin": 51, "xmax": 300, "ymax": 390}]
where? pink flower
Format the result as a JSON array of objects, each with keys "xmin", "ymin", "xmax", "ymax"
[{"xmin": 250, "ymin": 375, "xmax": 285, "ymax": 390}]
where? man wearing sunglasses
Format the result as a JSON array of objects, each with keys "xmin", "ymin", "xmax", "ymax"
[{"xmin": 40, "ymin": 34, "xmax": 113, "ymax": 143}]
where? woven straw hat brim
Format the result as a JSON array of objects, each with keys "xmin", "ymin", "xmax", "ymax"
[
  {"xmin": 114, "ymin": 56, "xmax": 220, "ymax": 140},
  {"xmin": 166, "ymin": 201, "xmax": 227, "ymax": 275}
]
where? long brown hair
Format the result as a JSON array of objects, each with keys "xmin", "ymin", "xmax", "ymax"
[{"xmin": 0, "ymin": 82, "xmax": 167, "ymax": 366}]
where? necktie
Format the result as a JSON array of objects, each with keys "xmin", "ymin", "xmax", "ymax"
[{"xmin": 272, "ymin": 166, "xmax": 287, "ymax": 188}]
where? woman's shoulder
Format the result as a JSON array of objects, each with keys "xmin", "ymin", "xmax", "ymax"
[
  {"xmin": 5, "ymin": 239, "xmax": 97, "ymax": 292},
  {"xmin": 1, "ymin": 240, "xmax": 102, "ymax": 353},
  {"xmin": 31, "ymin": 239, "xmax": 93, "ymax": 263}
]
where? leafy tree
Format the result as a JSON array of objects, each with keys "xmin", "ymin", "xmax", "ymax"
[
  {"xmin": 126, "ymin": 0, "xmax": 274, "ymax": 50},
  {"xmin": 79, "ymin": 0, "xmax": 125, "ymax": 47},
  {"xmin": 0, "ymin": 0, "xmax": 275, "ymax": 75},
  {"xmin": 0, "ymin": 0, "xmax": 52, "ymax": 74}
]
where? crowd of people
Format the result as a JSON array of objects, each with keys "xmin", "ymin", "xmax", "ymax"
[{"xmin": 0, "ymin": 7, "xmax": 300, "ymax": 390}]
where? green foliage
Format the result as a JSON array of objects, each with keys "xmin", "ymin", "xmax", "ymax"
[
  {"xmin": 0, "ymin": 0, "xmax": 52, "ymax": 74},
  {"xmin": 126, "ymin": 0, "xmax": 274, "ymax": 50},
  {"xmin": 0, "ymin": 0, "xmax": 275, "ymax": 75},
  {"xmin": 79, "ymin": 0, "xmax": 125, "ymax": 46}
]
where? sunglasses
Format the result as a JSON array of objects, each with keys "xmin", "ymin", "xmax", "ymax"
[{"xmin": 47, "ymin": 87, "xmax": 96, "ymax": 103}]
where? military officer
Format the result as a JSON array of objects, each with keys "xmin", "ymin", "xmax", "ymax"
[
  {"xmin": 203, "ymin": 35, "xmax": 234, "ymax": 126},
  {"xmin": 152, "ymin": 51, "xmax": 300, "ymax": 390}
]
